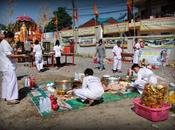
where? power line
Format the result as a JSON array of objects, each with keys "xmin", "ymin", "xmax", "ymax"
[
  {"xmin": 66, "ymin": 2, "xmax": 126, "ymax": 10},
  {"xmin": 78, "ymin": 8, "xmax": 128, "ymax": 17}
]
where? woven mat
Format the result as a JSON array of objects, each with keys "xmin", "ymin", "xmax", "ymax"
[{"xmin": 28, "ymin": 85, "xmax": 140, "ymax": 117}]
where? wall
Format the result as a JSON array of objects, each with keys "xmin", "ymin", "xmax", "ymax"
[{"xmin": 76, "ymin": 35, "xmax": 175, "ymax": 64}]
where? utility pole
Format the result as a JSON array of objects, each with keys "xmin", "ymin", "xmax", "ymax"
[{"xmin": 72, "ymin": 0, "xmax": 77, "ymax": 53}]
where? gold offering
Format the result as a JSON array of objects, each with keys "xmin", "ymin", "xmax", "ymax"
[
  {"xmin": 141, "ymin": 83, "xmax": 168, "ymax": 108},
  {"xmin": 57, "ymin": 89, "xmax": 65, "ymax": 95}
]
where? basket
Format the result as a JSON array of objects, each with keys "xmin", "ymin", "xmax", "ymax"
[{"xmin": 133, "ymin": 98, "xmax": 171, "ymax": 122}]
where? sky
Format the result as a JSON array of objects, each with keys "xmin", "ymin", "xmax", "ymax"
[{"xmin": 0, "ymin": 0, "xmax": 128, "ymax": 26}]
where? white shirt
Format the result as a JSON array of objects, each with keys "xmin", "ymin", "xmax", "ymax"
[
  {"xmin": 112, "ymin": 45, "xmax": 122, "ymax": 59},
  {"xmin": 53, "ymin": 45, "xmax": 62, "ymax": 57},
  {"xmin": 134, "ymin": 42, "xmax": 141, "ymax": 51},
  {"xmin": 82, "ymin": 75, "xmax": 104, "ymax": 95},
  {"xmin": 33, "ymin": 44, "xmax": 42, "ymax": 57},
  {"xmin": 134, "ymin": 67, "xmax": 157, "ymax": 86},
  {"xmin": 0, "ymin": 39, "xmax": 16, "ymax": 71}
]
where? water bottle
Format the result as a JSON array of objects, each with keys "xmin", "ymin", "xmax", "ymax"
[
  {"xmin": 46, "ymin": 97, "xmax": 52, "ymax": 112},
  {"xmin": 39, "ymin": 97, "xmax": 44, "ymax": 113},
  {"xmin": 43, "ymin": 98, "xmax": 47, "ymax": 112},
  {"xmin": 24, "ymin": 77, "xmax": 29, "ymax": 87},
  {"xmin": 74, "ymin": 72, "xmax": 78, "ymax": 81}
]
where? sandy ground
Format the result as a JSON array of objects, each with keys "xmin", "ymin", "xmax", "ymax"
[{"xmin": 0, "ymin": 56, "xmax": 175, "ymax": 130}]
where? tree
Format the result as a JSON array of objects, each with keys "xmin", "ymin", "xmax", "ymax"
[
  {"xmin": 45, "ymin": 7, "xmax": 72, "ymax": 32},
  {"xmin": 0, "ymin": 24, "xmax": 7, "ymax": 30},
  {"xmin": 37, "ymin": 2, "xmax": 52, "ymax": 32}
]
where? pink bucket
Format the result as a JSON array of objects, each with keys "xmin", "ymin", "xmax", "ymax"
[{"xmin": 133, "ymin": 98, "xmax": 172, "ymax": 122}]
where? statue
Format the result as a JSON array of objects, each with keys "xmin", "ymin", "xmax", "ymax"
[{"xmin": 19, "ymin": 22, "xmax": 27, "ymax": 43}]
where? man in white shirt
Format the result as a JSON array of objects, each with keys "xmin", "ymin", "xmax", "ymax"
[
  {"xmin": 73, "ymin": 68, "xmax": 104, "ymax": 105},
  {"xmin": 112, "ymin": 41, "xmax": 122, "ymax": 73},
  {"xmin": 33, "ymin": 40, "xmax": 43, "ymax": 72},
  {"xmin": 0, "ymin": 32, "xmax": 20, "ymax": 104},
  {"xmin": 133, "ymin": 39, "xmax": 142, "ymax": 64},
  {"xmin": 131, "ymin": 64, "xmax": 157, "ymax": 94}
]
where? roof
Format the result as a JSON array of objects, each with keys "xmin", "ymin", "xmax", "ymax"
[
  {"xmin": 79, "ymin": 18, "xmax": 101, "ymax": 28},
  {"xmin": 79, "ymin": 16, "xmax": 127, "ymax": 28}
]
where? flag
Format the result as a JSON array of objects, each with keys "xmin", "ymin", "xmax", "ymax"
[
  {"xmin": 54, "ymin": 16, "xmax": 58, "ymax": 26},
  {"xmin": 72, "ymin": 0, "xmax": 78, "ymax": 21},
  {"xmin": 55, "ymin": 31, "xmax": 60, "ymax": 39},
  {"xmin": 73, "ymin": 8, "xmax": 79, "ymax": 21},
  {"xmin": 127, "ymin": 0, "xmax": 133, "ymax": 13},
  {"xmin": 127, "ymin": 0, "xmax": 133, "ymax": 21},
  {"xmin": 93, "ymin": 1, "xmax": 99, "ymax": 17}
]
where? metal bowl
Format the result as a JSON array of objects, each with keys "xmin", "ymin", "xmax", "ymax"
[
  {"xmin": 108, "ymin": 77, "xmax": 120, "ymax": 84},
  {"xmin": 55, "ymin": 80, "xmax": 73, "ymax": 91}
]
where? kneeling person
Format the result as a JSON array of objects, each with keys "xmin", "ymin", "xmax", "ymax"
[
  {"xmin": 74, "ymin": 68, "xmax": 104, "ymax": 104},
  {"xmin": 131, "ymin": 64, "xmax": 157, "ymax": 94}
]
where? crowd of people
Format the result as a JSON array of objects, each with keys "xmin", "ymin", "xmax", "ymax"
[{"xmin": 0, "ymin": 31, "xmax": 161, "ymax": 105}]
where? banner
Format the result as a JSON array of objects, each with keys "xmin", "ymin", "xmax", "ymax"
[
  {"xmin": 78, "ymin": 26, "xmax": 95, "ymax": 36},
  {"xmin": 44, "ymin": 32, "xmax": 54, "ymax": 39},
  {"xmin": 140, "ymin": 17, "xmax": 175, "ymax": 31},
  {"xmin": 103, "ymin": 22, "xmax": 129, "ymax": 34},
  {"xmin": 140, "ymin": 48, "xmax": 172, "ymax": 66},
  {"xmin": 60, "ymin": 30, "xmax": 73, "ymax": 37}
]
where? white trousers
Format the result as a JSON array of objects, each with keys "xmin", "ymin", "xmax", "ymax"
[
  {"xmin": 113, "ymin": 56, "xmax": 122, "ymax": 70},
  {"xmin": 35, "ymin": 56, "xmax": 43, "ymax": 71},
  {"xmin": 74, "ymin": 88, "xmax": 103, "ymax": 100},
  {"xmin": 1, "ymin": 70, "xmax": 18, "ymax": 100},
  {"xmin": 133, "ymin": 50, "xmax": 140, "ymax": 64}
]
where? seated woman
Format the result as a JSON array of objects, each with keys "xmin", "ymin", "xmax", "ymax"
[{"xmin": 73, "ymin": 68, "xmax": 104, "ymax": 105}]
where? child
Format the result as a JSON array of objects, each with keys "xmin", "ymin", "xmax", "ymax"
[
  {"xmin": 53, "ymin": 40, "xmax": 62, "ymax": 69},
  {"xmin": 112, "ymin": 41, "xmax": 122, "ymax": 73},
  {"xmin": 73, "ymin": 68, "xmax": 104, "ymax": 105}
]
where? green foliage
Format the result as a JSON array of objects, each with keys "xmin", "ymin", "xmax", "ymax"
[
  {"xmin": 0, "ymin": 24, "xmax": 7, "ymax": 30},
  {"xmin": 45, "ymin": 7, "xmax": 72, "ymax": 32}
]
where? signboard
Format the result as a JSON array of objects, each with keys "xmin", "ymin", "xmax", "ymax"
[
  {"xmin": 140, "ymin": 48, "xmax": 172, "ymax": 65},
  {"xmin": 44, "ymin": 32, "xmax": 54, "ymax": 39},
  {"xmin": 103, "ymin": 22, "xmax": 129, "ymax": 34},
  {"xmin": 140, "ymin": 17, "xmax": 175, "ymax": 31},
  {"xmin": 61, "ymin": 29, "xmax": 73, "ymax": 37},
  {"xmin": 78, "ymin": 26, "xmax": 95, "ymax": 36}
]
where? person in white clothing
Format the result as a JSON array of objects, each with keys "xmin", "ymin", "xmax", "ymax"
[
  {"xmin": 53, "ymin": 40, "xmax": 62, "ymax": 68},
  {"xmin": 0, "ymin": 31, "xmax": 20, "ymax": 104},
  {"xmin": 112, "ymin": 41, "xmax": 122, "ymax": 73},
  {"xmin": 133, "ymin": 39, "xmax": 143, "ymax": 64},
  {"xmin": 33, "ymin": 40, "xmax": 43, "ymax": 72},
  {"xmin": 131, "ymin": 64, "xmax": 157, "ymax": 94},
  {"xmin": 73, "ymin": 68, "xmax": 104, "ymax": 105}
]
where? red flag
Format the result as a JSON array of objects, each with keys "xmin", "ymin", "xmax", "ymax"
[
  {"xmin": 93, "ymin": 1, "xmax": 99, "ymax": 17},
  {"xmin": 54, "ymin": 16, "xmax": 58, "ymax": 26},
  {"xmin": 127, "ymin": 0, "xmax": 133, "ymax": 21},
  {"xmin": 73, "ymin": 8, "xmax": 79, "ymax": 21},
  {"xmin": 127, "ymin": 0, "xmax": 133, "ymax": 13},
  {"xmin": 55, "ymin": 31, "xmax": 60, "ymax": 39}
]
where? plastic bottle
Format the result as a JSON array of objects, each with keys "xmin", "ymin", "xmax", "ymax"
[
  {"xmin": 74, "ymin": 72, "xmax": 78, "ymax": 81},
  {"xmin": 46, "ymin": 97, "xmax": 52, "ymax": 112},
  {"xmin": 28, "ymin": 77, "xmax": 31, "ymax": 88},
  {"xmin": 39, "ymin": 97, "xmax": 44, "ymax": 113},
  {"xmin": 43, "ymin": 98, "xmax": 48, "ymax": 112},
  {"xmin": 24, "ymin": 77, "xmax": 29, "ymax": 87}
]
